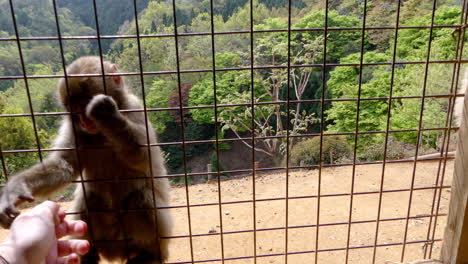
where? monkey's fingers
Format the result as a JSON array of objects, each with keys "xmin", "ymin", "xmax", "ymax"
[
  {"xmin": 12, "ymin": 195, "xmax": 34, "ymax": 207},
  {"xmin": 0, "ymin": 213, "xmax": 13, "ymax": 228},
  {"xmin": 18, "ymin": 194, "xmax": 34, "ymax": 203},
  {"xmin": 57, "ymin": 240, "xmax": 90, "ymax": 257},
  {"xmin": 55, "ymin": 253, "xmax": 80, "ymax": 264},
  {"xmin": 4, "ymin": 206, "xmax": 20, "ymax": 219}
]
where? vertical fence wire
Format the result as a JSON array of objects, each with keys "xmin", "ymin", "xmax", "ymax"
[
  {"xmin": 315, "ymin": 0, "xmax": 329, "ymax": 263},
  {"xmin": 132, "ymin": 0, "xmax": 165, "ymax": 261},
  {"xmin": 91, "ymin": 0, "xmax": 132, "ymax": 261},
  {"xmin": 91, "ymin": 0, "xmax": 131, "ymax": 259},
  {"xmin": 428, "ymin": 0, "xmax": 468, "ymax": 258},
  {"xmin": 371, "ymin": 1, "xmax": 403, "ymax": 262},
  {"xmin": 401, "ymin": 0, "xmax": 438, "ymax": 261},
  {"xmin": 345, "ymin": 0, "xmax": 368, "ymax": 262},
  {"xmin": 249, "ymin": 0, "xmax": 258, "ymax": 263},
  {"xmin": 423, "ymin": 0, "xmax": 468, "ymax": 258},
  {"xmin": 50, "ymin": 0, "xmax": 97, "ymax": 254},
  {"xmin": 91, "ymin": 0, "xmax": 108, "ymax": 95},
  {"xmin": 208, "ymin": 0, "xmax": 226, "ymax": 262},
  {"xmin": 171, "ymin": 0, "xmax": 195, "ymax": 262},
  {"xmin": 0, "ymin": 144, "xmax": 8, "ymax": 182},
  {"xmin": 285, "ymin": 0, "xmax": 293, "ymax": 262},
  {"xmin": 7, "ymin": 0, "xmax": 43, "ymax": 163}
]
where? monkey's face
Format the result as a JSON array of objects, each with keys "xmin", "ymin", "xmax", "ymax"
[
  {"xmin": 65, "ymin": 77, "xmax": 122, "ymax": 135},
  {"xmin": 57, "ymin": 56, "xmax": 125, "ymax": 135},
  {"xmin": 61, "ymin": 78, "xmax": 102, "ymax": 134}
]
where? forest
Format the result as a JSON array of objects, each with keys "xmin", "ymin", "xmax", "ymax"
[{"xmin": 0, "ymin": 0, "xmax": 464, "ymax": 181}]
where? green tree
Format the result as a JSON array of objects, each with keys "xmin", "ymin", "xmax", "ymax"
[
  {"xmin": 396, "ymin": 6, "xmax": 460, "ymax": 60},
  {"xmin": 390, "ymin": 6, "xmax": 460, "ymax": 146},
  {"xmin": 325, "ymin": 52, "xmax": 391, "ymax": 145},
  {"xmin": 189, "ymin": 70, "xmax": 261, "ymax": 124},
  {"xmin": 294, "ymin": 9, "xmax": 362, "ymax": 62},
  {"xmin": 189, "ymin": 29, "xmax": 322, "ymax": 157},
  {"xmin": 4, "ymin": 65, "xmax": 59, "ymax": 114},
  {"xmin": 0, "ymin": 105, "xmax": 40, "ymax": 180},
  {"xmin": 146, "ymin": 79, "xmax": 175, "ymax": 134},
  {"xmin": 325, "ymin": 7, "xmax": 461, "ymax": 148}
]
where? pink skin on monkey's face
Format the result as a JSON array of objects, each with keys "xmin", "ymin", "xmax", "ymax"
[
  {"xmin": 71, "ymin": 98, "xmax": 98, "ymax": 134},
  {"xmin": 79, "ymin": 113, "xmax": 98, "ymax": 134}
]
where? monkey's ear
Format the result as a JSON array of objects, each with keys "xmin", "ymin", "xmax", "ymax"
[{"xmin": 109, "ymin": 64, "xmax": 122, "ymax": 86}]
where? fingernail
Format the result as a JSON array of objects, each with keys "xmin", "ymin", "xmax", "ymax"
[{"xmin": 79, "ymin": 241, "xmax": 90, "ymax": 255}]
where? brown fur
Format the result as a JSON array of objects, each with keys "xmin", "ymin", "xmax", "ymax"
[{"xmin": 0, "ymin": 56, "xmax": 171, "ymax": 264}]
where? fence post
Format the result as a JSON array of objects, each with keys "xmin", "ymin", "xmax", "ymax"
[
  {"xmin": 441, "ymin": 90, "xmax": 468, "ymax": 263},
  {"xmin": 207, "ymin": 163, "xmax": 213, "ymax": 181}
]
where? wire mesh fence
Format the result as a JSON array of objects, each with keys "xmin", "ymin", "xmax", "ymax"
[{"xmin": 0, "ymin": 0, "xmax": 466, "ymax": 263}]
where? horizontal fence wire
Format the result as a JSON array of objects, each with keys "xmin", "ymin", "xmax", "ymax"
[
  {"xmin": 0, "ymin": 93, "xmax": 464, "ymax": 118},
  {"xmin": 0, "ymin": 24, "xmax": 462, "ymax": 42},
  {"xmin": 1, "ymin": 0, "xmax": 467, "ymax": 263},
  {"xmin": 1, "ymin": 60, "xmax": 468, "ymax": 80},
  {"xmin": 0, "ymin": 127, "xmax": 459, "ymax": 154}
]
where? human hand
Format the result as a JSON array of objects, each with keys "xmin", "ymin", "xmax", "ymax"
[{"xmin": 0, "ymin": 201, "xmax": 89, "ymax": 264}]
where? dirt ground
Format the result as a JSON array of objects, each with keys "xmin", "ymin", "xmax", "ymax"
[{"xmin": 0, "ymin": 160, "xmax": 453, "ymax": 264}]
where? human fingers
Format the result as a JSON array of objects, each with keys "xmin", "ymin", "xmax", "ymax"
[
  {"xmin": 56, "ymin": 219, "xmax": 87, "ymax": 239},
  {"xmin": 26, "ymin": 201, "xmax": 60, "ymax": 223},
  {"xmin": 55, "ymin": 253, "xmax": 80, "ymax": 264},
  {"xmin": 57, "ymin": 208, "xmax": 66, "ymax": 223},
  {"xmin": 57, "ymin": 240, "xmax": 90, "ymax": 257},
  {"xmin": 32, "ymin": 201, "xmax": 60, "ymax": 215}
]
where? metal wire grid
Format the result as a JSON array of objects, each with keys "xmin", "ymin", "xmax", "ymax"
[{"xmin": 0, "ymin": 0, "xmax": 466, "ymax": 263}]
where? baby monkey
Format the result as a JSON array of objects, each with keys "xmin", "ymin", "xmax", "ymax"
[{"xmin": 0, "ymin": 56, "xmax": 171, "ymax": 264}]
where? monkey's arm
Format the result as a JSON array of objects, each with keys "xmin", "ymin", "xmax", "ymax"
[
  {"xmin": 9, "ymin": 155, "xmax": 75, "ymax": 197},
  {"xmin": 0, "ymin": 151, "xmax": 76, "ymax": 228},
  {"xmin": 86, "ymin": 94, "xmax": 151, "ymax": 171}
]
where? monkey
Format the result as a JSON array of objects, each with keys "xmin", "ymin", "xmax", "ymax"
[{"xmin": 0, "ymin": 56, "xmax": 172, "ymax": 264}]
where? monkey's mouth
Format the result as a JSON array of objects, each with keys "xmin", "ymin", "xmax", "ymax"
[{"xmin": 79, "ymin": 114, "xmax": 97, "ymax": 133}]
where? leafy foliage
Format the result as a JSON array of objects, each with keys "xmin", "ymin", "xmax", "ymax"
[
  {"xmin": 0, "ymin": 105, "xmax": 42, "ymax": 179},
  {"xmin": 146, "ymin": 79, "xmax": 175, "ymax": 134},
  {"xmin": 325, "ymin": 52, "xmax": 391, "ymax": 142},
  {"xmin": 294, "ymin": 9, "xmax": 362, "ymax": 62},
  {"xmin": 358, "ymin": 135, "xmax": 415, "ymax": 161},
  {"xmin": 0, "ymin": 0, "xmax": 462, "ymax": 177},
  {"xmin": 325, "ymin": 6, "xmax": 461, "ymax": 148},
  {"xmin": 289, "ymin": 136, "xmax": 352, "ymax": 166}
]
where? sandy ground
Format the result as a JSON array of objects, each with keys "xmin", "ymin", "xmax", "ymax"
[{"xmin": 0, "ymin": 160, "xmax": 453, "ymax": 264}]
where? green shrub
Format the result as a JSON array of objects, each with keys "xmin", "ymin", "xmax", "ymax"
[
  {"xmin": 358, "ymin": 136, "xmax": 418, "ymax": 161},
  {"xmin": 289, "ymin": 136, "xmax": 352, "ymax": 166}
]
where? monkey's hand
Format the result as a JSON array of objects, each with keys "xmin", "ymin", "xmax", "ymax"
[
  {"xmin": 0, "ymin": 182, "xmax": 34, "ymax": 228},
  {"xmin": 86, "ymin": 94, "xmax": 120, "ymax": 124}
]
